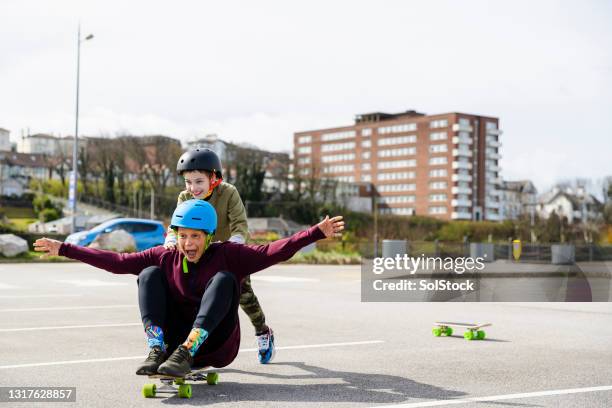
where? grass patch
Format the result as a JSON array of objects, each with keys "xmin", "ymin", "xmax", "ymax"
[
  {"xmin": 1, "ymin": 206, "xmax": 36, "ymax": 218},
  {"xmin": 285, "ymin": 249, "xmax": 361, "ymax": 265},
  {"xmin": 8, "ymin": 218, "xmax": 38, "ymax": 231},
  {"xmin": 0, "ymin": 250, "xmax": 74, "ymax": 263}
]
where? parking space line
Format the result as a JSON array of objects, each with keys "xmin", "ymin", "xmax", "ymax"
[
  {"xmin": 370, "ymin": 385, "xmax": 612, "ymax": 407},
  {"xmin": 0, "ymin": 323, "xmax": 141, "ymax": 332},
  {"xmin": 0, "ymin": 294, "xmax": 83, "ymax": 299},
  {"xmin": 0, "ymin": 304, "xmax": 136, "ymax": 312},
  {"xmin": 0, "ymin": 340, "xmax": 384, "ymax": 369}
]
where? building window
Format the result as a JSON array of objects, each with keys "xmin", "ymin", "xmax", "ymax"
[
  {"xmin": 323, "ymin": 164, "xmax": 354, "ymax": 173},
  {"xmin": 429, "ymin": 194, "xmax": 447, "ymax": 202},
  {"xmin": 429, "ymin": 169, "xmax": 448, "ymax": 177},
  {"xmin": 459, "ymin": 118, "xmax": 471, "ymax": 126},
  {"xmin": 321, "ymin": 153, "xmax": 355, "ymax": 163},
  {"xmin": 378, "ymin": 147, "xmax": 416, "ymax": 157},
  {"xmin": 321, "ymin": 142, "xmax": 355, "ymax": 152},
  {"xmin": 377, "ymin": 171, "xmax": 415, "ymax": 181},
  {"xmin": 297, "ymin": 146, "xmax": 311, "ymax": 154},
  {"xmin": 429, "ymin": 132, "xmax": 447, "ymax": 141},
  {"xmin": 361, "ymin": 128, "xmax": 372, "ymax": 136},
  {"xmin": 321, "ymin": 130, "xmax": 356, "ymax": 141},
  {"xmin": 429, "ymin": 144, "xmax": 448, "ymax": 153},
  {"xmin": 297, "ymin": 135, "xmax": 312, "ymax": 144},
  {"xmin": 429, "ymin": 156, "xmax": 447, "ymax": 165},
  {"xmin": 429, "ymin": 206, "xmax": 447, "ymax": 214},
  {"xmin": 377, "ymin": 184, "xmax": 416, "ymax": 192},
  {"xmin": 380, "ymin": 195, "xmax": 416, "ymax": 204},
  {"xmin": 378, "ymin": 135, "xmax": 417, "ymax": 146},
  {"xmin": 362, "ymin": 151, "xmax": 371, "ymax": 159},
  {"xmin": 298, "ymin": 157, "xmax": 311, "ymax": 165},
  {"xmin": 429, "ymin": 181, "xmax": 448, "ymax": 189},
  {"xmin": 430, "ymin": 119, "xmax": 448, "ymax": 129},
  {"xmin": 486, "ymin": 121, "xmax": 497, "ymax": 130},
  {"xmin": 362, "ymin": 140, "xmax": 371, "ymax": 148},
  {"xmin": 378, "ymin": 160, "xmax": 416, "ymax": 169},
  {"xmin": 379, "ymin": 207, "xmax": 415, "ymax": 215},
  {"xmin": 362, "ymin": 174, "xmax": 371, "ymax": 182},
  {"xmin": 378, "ymin": 123, "xmax": 417, "ymax": 134},
  {"xmin": 361, "ymin": 163, "xmax": 371, "ymax": 171}
]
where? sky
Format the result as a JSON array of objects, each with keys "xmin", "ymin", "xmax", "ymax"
[{"xmin": 1, "ymin": 0, "xmax": 610, "ymax": 195}]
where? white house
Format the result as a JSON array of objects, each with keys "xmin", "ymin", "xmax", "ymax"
[
  {"xmin": 0, "ymin": 128, "xmax": 11, "ymax": 152},
  {"xmin": 500, "ymin": 180, "xmax": 537, "ymax": 220},
  {"xmin": 538, "ymin": 187, "xmax": 602, "ymax": 223}
]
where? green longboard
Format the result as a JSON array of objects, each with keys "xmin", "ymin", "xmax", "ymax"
[
  {"xmin": 142, "ymin": 367, "xmax": 220, "ymax": 398},
  {"xmin": 432, "ymin": 321, "xmax": 492, "ymax": 340}
]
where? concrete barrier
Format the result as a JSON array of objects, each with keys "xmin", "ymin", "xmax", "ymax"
[
  {"xmin": 470, "ymin": 243, "xmax": 495, "ymax": 262},
  {"xmin": 382, "ymin": 240, "xmax": 407, "ymax": 258},
  {"xmin": 552, "ymin": 244, "xmax": 575, "ymax": 265}
]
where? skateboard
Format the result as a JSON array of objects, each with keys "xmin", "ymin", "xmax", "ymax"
[
  {"xmin": 432, "ymin": 321, "xmax": 492, "ymax": 340},
  {"xmin": 142, "ymin": 367, "xmax": 219, "ymax": 398}
]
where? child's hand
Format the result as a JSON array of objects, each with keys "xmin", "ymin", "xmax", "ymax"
[
  {"xmin": 33, "ymin": 238, "xmax": 62, "ymax": 257},
  {"xmin": 164, "ymin": 243, "xmax": 176, "ymax": 250},
  {"xmin": 317, "ymin": 216, "xmax": 344, "ymax": 239}
]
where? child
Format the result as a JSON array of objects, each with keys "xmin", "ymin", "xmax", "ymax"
[
  {"xmin": 164, "ymin": 148, "xmax": 275, "ymax": 364},
  {"xmin": 34, "ymin": 200, "xmax": 345, "ymax": 377}
]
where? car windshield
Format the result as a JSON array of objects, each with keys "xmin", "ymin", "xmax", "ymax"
[{"xmin": 89, "ymin": 220, "xmax": 120, "ymax": 232}]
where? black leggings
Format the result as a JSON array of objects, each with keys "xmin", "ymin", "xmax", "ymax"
[{"xmin": 137, "ymin": 266, "xmax": 240, "ymax": 352}]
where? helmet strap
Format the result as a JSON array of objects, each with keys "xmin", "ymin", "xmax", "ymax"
[
  {"xmin": 203, "ymin": 176, "xmax": 223, "ymax": 199},
  {"xmin": 181, "ymin": 234, "xmax": 214, "ymax": 274}
]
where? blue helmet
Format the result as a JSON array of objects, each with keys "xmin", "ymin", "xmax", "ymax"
[{"xmin": 170, "ymin": 199, "xmax": 217, "ymax": 234}]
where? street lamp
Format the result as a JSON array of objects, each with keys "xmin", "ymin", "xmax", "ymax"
[{"xmin": 70, "ymin": 25, "xmax": 94, "ymax": 233}]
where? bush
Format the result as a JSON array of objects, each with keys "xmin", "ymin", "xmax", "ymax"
[
  {"xmin": 285, "ymin": 249, "xmax": 361, "ymax": 265},
  {"xmin": 39, "ymin": 208, "xmax": 61, "ymax": 222}
]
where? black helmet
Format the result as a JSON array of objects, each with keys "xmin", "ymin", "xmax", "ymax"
[{"xmin": 176, "ymin": 148, "xmax": 223, "ymax": 177}]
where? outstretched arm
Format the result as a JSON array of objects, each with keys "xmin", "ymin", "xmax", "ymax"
[
  {"xmin": 226, "ymin": 216, "xmax": 344, "ymax": 276},
  {"xmin": 34, "ymin": 238, "xmax": 164, "ymax": 275}
]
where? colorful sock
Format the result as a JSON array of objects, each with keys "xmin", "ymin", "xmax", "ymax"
[
  {"xmin": 145, "ymin": 325, "xmax": 166, "ymax": 352},
  {"xmin": 182, "ymin": 328, "xmax": 209, "ymax": 357}
]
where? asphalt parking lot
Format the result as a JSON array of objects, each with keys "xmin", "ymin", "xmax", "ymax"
[{"xmin": 1, "ymin": 262, "xmax": 611, "ymax": 407}]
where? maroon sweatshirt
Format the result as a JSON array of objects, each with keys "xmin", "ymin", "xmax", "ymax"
[{"xmin": 59, "ymin": 225, "xmax": 325, "ymax": 367}]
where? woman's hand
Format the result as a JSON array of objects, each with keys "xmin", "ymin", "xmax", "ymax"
[
  {"xmin": 33, "ymin": 238, "xmax": 62, "ymax": 257},
  {"xmin": 317, "ymin": 216, "xmax": 345, "ymax": 239}
]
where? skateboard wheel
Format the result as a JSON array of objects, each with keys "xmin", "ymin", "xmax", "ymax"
[
  {"xmin": 177, "ymin": 384, "xmax": 192, "ymax": 398},
  {"xmin": 477, "ymin": 330, "xmax": 485, "ymax": 340},
  {"xmin": 464, "ymin": 331, "xmax": 475, "ymax": 341},
  {"xmin": 445, "ymin": 327, "xmax": 453, "ymax": 336},
  {"xmin": 432, "ymin": 328, "xmax": 442, "ymax": 337},
  {"xmin": 207, "ymin": 372, "xmax": 219, "ymax": 385},
  {"xmin": 174, "ymin": 378, "xmax": 185, "ymax": 385},
  {"xmin": 142, "ymin": 383, "xmax": 156, "ymax": 398}
]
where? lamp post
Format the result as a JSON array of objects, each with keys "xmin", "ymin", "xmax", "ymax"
[{"xmin": 70, "ymin": 25, "xmax": 93, "ymax": 233}]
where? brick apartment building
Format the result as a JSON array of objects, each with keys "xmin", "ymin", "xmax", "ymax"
[{"xmin": 293, "ymin": 110, "xmax": 503, "ymax": 221}]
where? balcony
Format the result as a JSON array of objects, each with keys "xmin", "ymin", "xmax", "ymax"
[
  {"xmin": 452, "ymin": 186, "xmax": 472, "ymax": 195},
  {"xmin": 452, "ymin": 123, "xmax": 473, "ymax": 132},
  {"xmin": 451, "ymin": 211, "xmax": 472, "ymax": 220},
  {"xmin": 485, "ymin": 200, "xmax": 501, "ymax": 209},
  {"xmin": 452, "ymin": 173, "xmax": 473, "ymax": 182},
  {"xmin": 488, "ymin": 152, "xmax": 502, "ymax": 160},
  {"xmin": 486, "ymin": 177, "xmax": 502, "ymax": 185},
  {"xmin": 486, "ymin": 212, "xmax": 502, "ymax": 221},
  {"xmin": 452, "ymin": 136, "xmax": 473, "ymax": 145},
  {"xmin": 452, "ymin": 149, "xmax": 473, "ymax": 158},
  {"xmin": 486, "ymin": 164, "xmax": 501, "ymax": 172},
  {"xmin": 451, "ymin": 199, "xmax": 472, "ymax": 207},
  {"xmin": 486, "ymin": 128, "xmax": 503, "ymax": 136},
  {"xmin": 486, "ymin": 139, "xmax": 502, "ymax": 148},
  {"xmin": 452, "ymin": 161, "xmax": 472, "ymax": 170},
  {"xmin": 488, "ymin": 189, "xmax": 502, "ymax": 196}
]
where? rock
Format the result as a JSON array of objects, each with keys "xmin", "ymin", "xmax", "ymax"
[
  {"xmin": 88, "ymin": 230, "xmax": 137, "ymax": 252},
  {"xmin": 0, "ymin": 234, "xmax": 29, "ymax": 257}
]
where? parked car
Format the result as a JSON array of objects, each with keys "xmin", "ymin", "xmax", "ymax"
[{"xmin": 65, "ymin": 218, "xmax": 166, "ymax": 251}]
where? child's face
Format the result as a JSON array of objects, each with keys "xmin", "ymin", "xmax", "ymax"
[
  {"xmin": 177, "ymin": 227, "xmax": 208, "ymax": 262},
  {"xmin": 184, "ymin": 170, "xmax": 213, "ymax": 199}
]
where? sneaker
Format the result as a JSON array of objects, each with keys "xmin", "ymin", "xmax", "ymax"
[
  {"xmin": 135, "ymin": 346, "xmax": 167, "ymax": 375},
  {"xmin": 157, "ymin": 345, "xmax": 193, "ymax": 377},
  {"xmin": 256, "ymin": 327, "xmax": 276, "ymax": 364}
]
